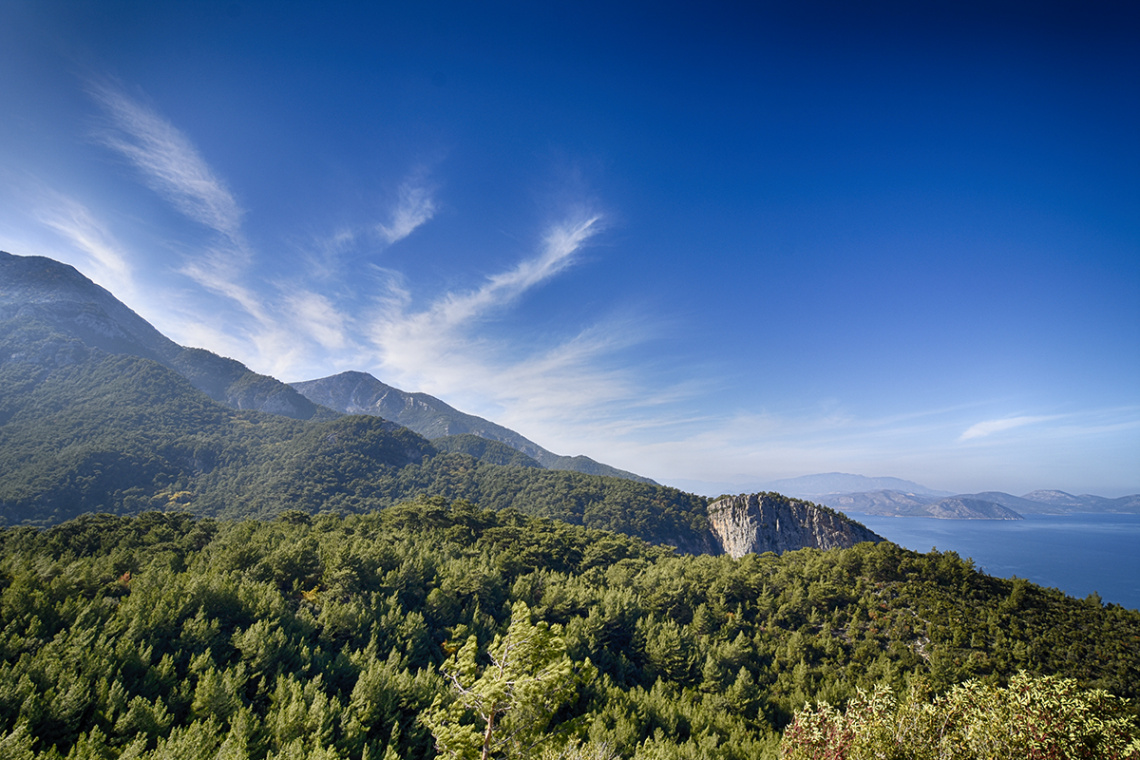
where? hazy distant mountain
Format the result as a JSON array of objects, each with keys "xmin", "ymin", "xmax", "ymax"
[
  {"xmin": 821, "ymin": 486, "xmax": 1140, "ymax": 519},
  {"xmin": 0, "ymin": 252, "xmax": 323, "ymax": 420},
  {"xmin": 1022, "ymin": 490, "xmax": 1109, "ymax": 511},
  {"xmin": 768, "ymin": 471, "xmax": 1139, "ymax": 518},
  {"xmin": 292, "ymin": 370, "xmax": 656, "ymax": 484},
  {"xmin": 768, "ymin": 472, "xmax": 954, "ymax": 499},
  {"xmin": 1019, "ymin": 490, "xmax": 1140, "ymax": 514},
  {"xmin": 821, "ymin": 490, "xmax": 943, "ymax": 517},
  {"xmin": 961, "ymin": 491, "xmax": 1041, "ymax": 514},
  {"xmin": 921, "ymin": 497, "xmax": 1023, "ymax": 520},
  {"xmin": 819, "ymin": 490, "xmax": 1023, "ymax": 519}
]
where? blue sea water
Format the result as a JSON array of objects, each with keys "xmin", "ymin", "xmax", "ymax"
[{"xmin": 849, "ymin": 513, "xmax": 1140, "ymax": 611}]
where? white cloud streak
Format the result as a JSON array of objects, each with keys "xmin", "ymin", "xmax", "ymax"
[
  {"xmin": 88, "ymin": 80, "xmax": 245, "ymax": 245},
  {"xmin": 376, "ymin": 175, "xmax": 437, "ymax": 245},
  {"xmin": 367, "ymin": 214, "xmax": 649, "ymax": 430},
  {"xmin": 285, "ymin": 290, "xmax": 350, "ymax": 350},
  {"xmin": 959, "ymin": 415, "xmax": 1053, "ymax": 441},
  {"xmin": 35, "ymin": 193, "xmax": 135, "ymax": 297},
  {"xmin": 372, "ymin": 214, "xmax": 603, "ymax": 354},
  {"xmin": 442, "ymin": 214, "xmax": 602, "ymax": 324},
  {"xmin": 81, "ymin": 80, "xmax": 364, "ymax": 378}
]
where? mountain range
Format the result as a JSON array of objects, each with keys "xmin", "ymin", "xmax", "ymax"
[
  {"xmin": 0, "ymin": 250, "xmax": 881, "ymax": 556},
  {"xmin": 2, "ymin": 249, "xmax": 1135, "ymax": 538},
  {"xmin": 765, "ymin": 472, "xmax": 955, "ymax": 498},
  {"xmin": 6, "ymin": 251, "xmax": 1140, "ymax": 760},
  {"xmin": 0, "ymin": 252, "xmax": 323, "ymax": 421},
  {"xmin": 291, "ymin": 371, "xmax": 655, "ymax": 483},
  {"xmin": 777, "ymin": 476, "xmax": 1140, "ymax": 519}
]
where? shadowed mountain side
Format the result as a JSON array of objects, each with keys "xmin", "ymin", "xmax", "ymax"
[
  {"xmin": 292, "ymin": 370, "xmax": 657, "ymax": 484},
  {"xmin": 0, "ymin": 251, "xmax": 324, "ymax": 420},
  {"xmin": 430, "ymin": 434, "xmax": 543, "ymax": 468}
]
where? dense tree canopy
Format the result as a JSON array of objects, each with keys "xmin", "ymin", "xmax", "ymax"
[
  {"xmin": 0, "ymin": 505, "xmax": 1137, "ymax": 759},
  {"xmin": 781, "ymin": 673, "xmax": 1140, "ymax": 759}
]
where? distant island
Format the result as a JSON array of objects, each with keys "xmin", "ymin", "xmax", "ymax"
[{"xmin": 762, "ymin": 472, "xmax": 1139, "ymax": 519}]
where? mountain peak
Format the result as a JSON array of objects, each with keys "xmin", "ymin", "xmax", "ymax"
[
  {"xmin": 1, "ymin": 250, "xmax": 321, "ymax": 420},
  {"xmin": 292, "ymin": 371, "xmax": 657, "ymax": 484}
]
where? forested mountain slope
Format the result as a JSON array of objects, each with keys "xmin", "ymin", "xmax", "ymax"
[
  {"xmin": 292, "ymin": 370, "xmax": 656, "ymax": 483},
  {"xmin": 0, "ymin": 506, "xmax": 1136, "ymax": 759},
  {"xmin": 0, "ymin": 251, "xmax": 323, "ymax": 419},
  {"xmin": 2, "ymin": 252, "xmax": 887, "ymax": 557},
  {"xmin": 429, "ymin": 433, "xmax": 544, "ymax": 468},
  {"xmin": 0, "ymin": 324, "xmax": 714, "ymax": 549}
]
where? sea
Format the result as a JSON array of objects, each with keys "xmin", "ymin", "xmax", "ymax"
[{"xmin": 848, "ymin": 513, "xmax": 1140, "ymax": 611}]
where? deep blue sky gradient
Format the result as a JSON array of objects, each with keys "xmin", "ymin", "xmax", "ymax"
[{"xmin": 2, "ymin": 1, "xmax": 1137, "ymax": 495}]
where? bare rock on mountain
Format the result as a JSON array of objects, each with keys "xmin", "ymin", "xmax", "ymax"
[{"xmin": 707, "ymin": 492, "xmax": 883, "ymax": 558}]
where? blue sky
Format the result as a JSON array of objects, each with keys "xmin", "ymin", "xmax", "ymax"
[{"xmin": 2, "ymin": 1, "xmax": 1138, "ymax": 496}]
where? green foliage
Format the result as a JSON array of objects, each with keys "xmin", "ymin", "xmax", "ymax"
[
  {"xmin": 5, "ymin": 263, "xmax": 1140, "ymax": 758},
  {"xmin": 423, "ymin": 600, "xmax": 591, "ymax": 759},
  {"xmin": 0, "ymin": 508, "xmax": 1137, "ymax": 759},
  {"xmin": 429, "ymin": 435, "xmax": 543, "ymax": 469},
  {"xmin": 0, "ymin": 338, "xmax": 711, "ymax": 550},
  {"xmin": 781, "ymin": 672, "xmax": 1140, "ymax": 759}
]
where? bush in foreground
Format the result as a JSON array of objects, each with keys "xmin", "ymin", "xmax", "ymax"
[{"xmin": 781, "ymin": 671, "xmax": 1140, "ymax": 760}]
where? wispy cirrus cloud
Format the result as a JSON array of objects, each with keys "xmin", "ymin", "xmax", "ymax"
[
  {"xmin": 373, "ymin": 213, "xmax": 602, "ymax": 341},
  {"xmin": 71, "ymin": 80, "xmax": 712, "ymax": 476},
  {"xmin": 284, "ymin": 290, "xmax": 351, "ymax": 351},
  {"xmin": 368, "ymin": 213, "xmax": 646, "ymax": 426},
  {"xmin": 35, "ymin": 192, "xmax": 135, "ymax": 297},
  {"xmin": 88, "ymin": 80, "xmax": 245, "ymax": 246},
  {"xmin": 179, "ymin": 248, "xmax": 269, "ymax": 323},
  {"xmin": 82, "ymin": 79, "xmax": 367, "ymax": 377},
  {"xmin": 436, "ymin": 214, "xmax": 603, "ymax": 325},
  {"xmin": 86, "ymin": 79, "xmax": 267, "ymax": 321},
  {"xmin": 959, "ymin": 415, "xmax": 1055, "ymax": 441},
  {"xmin": 376, "ymin": 172, "xmax": 437, "ymax": 245}
]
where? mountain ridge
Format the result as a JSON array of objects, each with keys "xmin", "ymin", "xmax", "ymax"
[
  {"xmin": 813, "ymin": 486, "xmax": 1140, "ymax": 518},
  {"xmin": 292, "ymin": 370, "xmax": 657, "ymax": 484},
  {"xmin": 2, "ymin": 250, "xmax": 888, "ymax": 559},
  {"xmin": 0, "ymin": 251, "xmax": 324, "ymax": 420},
  {"xmin": 767, "ymin": 472, "xmax": 955, "ymax": 498},
  {"xmin": 3, "ymin": 249, "xmax": 1134, "ymax": 557}
]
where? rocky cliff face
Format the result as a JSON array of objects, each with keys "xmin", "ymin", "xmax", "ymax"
[{"xmin": 707, "ymin": 493, "xmax": 883, "ymax": 558}]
